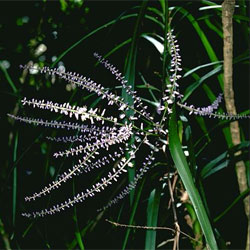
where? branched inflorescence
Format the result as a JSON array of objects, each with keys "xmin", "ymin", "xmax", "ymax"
[
  {"xmin": 8, "ymin": 29, "xmax": 249, "ymax": 218},
  {"xmin": 161, "ymin": 30, "xmax": 183, "ymax": 115},
  {"xmin": 21, "ymin": 97, "xmax": 118, "ymax": 124},
  {"xmin": 46, "ymin": 126, "xmax": 118, "ymax": 144},
  {"xmin": 98, "ymin": 150, "xmax": 155, "ymax": 211},
  {"xmin": 177, "ymin": 93, "xmax": 250, "ymax": 119},
  {"xmin": 23, "ymin": 155, "xmax": 130, "ymax": 218},
  {"xmin": 93, "ymin": 52, "xmax": 152, "ymax": 121},
  {"xmin": 24, "ymin": 124, "xmax": 133, "ymax": 202}
]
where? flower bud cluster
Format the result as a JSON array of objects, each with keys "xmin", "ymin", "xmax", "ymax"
[
  {"xmin": 178, "ymin": 93, "xmax": 223, "ymax": 115},
  {"xmin": 98, "ymin": 151, "xmax": 155, "ymax": 211},
  {"xmin": 93, "ymin": 52, "xmax": 152, "ymax": 121},
  {"xmin": 20, "ymin": 64, "xmax": 121, "ymax": 106},
  {"xmin": 20, "ymin": 61, "xmax": 154, "ymax": 123},
  {"xmin": 72, "ymin": 147, "xmax": 124, "ymax": 175},
  {"xmin": 21, "ymin": 97, "xmax": 117, "ymax": 124},
  {"xmin": 177, "ymin": 93, "xmax": 250, "ymax": 119},
  {"xmin": 24, "ymin": 125, "xmax": 132, "ymax": 202},
  {"xmin": 7, "ymin": 114, "xmax": 119, "ymax": 133},
  {"xmin": 162, "ymin": 30, "xmax": 183, "ymax": 114},
  {"xmin": 22, "ymin": 145, "xmax": 141, "ymax": 218},
  {"xmin": 20, "ymin": 64, "xmax": 151, "ymax": 122},
  {"xmin": 53, "ymin": 124, "xmax": 132, "ymax": 158},
  {"xmin": 13, "ymin": 30, "xmax": 249, "ymax": 219},
  {"xmin": 46, "ymin": 126, "xmax": 117, "ymax": 144}
]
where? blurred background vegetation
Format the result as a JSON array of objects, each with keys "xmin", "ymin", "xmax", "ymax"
[{"xmin": 0, "ymin": 0, "xmax": 249, "ymax": 249}]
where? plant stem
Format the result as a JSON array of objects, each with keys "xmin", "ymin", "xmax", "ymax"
[{"xmin": 222, "ymin": 1, "xmax": 250, "ymax": 249}]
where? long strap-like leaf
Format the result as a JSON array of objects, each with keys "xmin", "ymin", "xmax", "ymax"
[{"xmin": 169, "ymin": 105, "xmax": 218, "ymax": 250}]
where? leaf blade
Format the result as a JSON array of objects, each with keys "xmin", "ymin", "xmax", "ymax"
[{"xmin": 169, "ymin": 105, "xmax": 218, "ymax": 250}]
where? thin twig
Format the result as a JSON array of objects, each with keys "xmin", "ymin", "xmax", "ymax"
[
  {"xmin": 168, "ymin": 174, "xmax": 180, "ymax": 250},
  {"xmin": 167, "ymin": 172, "xmax": 178, "ymax": 209},
  {"xmin": 105, "ymin": 219, "xmax": 197, "ymax": 242}
]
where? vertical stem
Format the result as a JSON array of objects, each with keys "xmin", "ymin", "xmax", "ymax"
[
  {"xmin": 12, "ymin": 133, "xmax": 18, "ymax": 226},
  {"xmin": 222, "ymin": 1, "xmax": 250, "ymax": 249},
  {"xmin": 167, "ymin": 177, "xmax": 180, "ymax": 250},
  {"xmin": 162, "ymin": 0, "xmax": 169, "ymax": 92}
]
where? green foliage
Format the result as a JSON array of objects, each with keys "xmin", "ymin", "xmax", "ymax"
[
  {"xmin": 145, "ymin": 187, "xmax": 161, "ymax": 250},
  {"xmin": 169, "ymin": 105, "xmax": 218, "ymax": 249},
  {"xmin": 0, "ymin": 1, "xmax": 249, "ymax": 249}
]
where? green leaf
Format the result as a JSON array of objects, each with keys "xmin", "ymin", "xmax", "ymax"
[
  {"xmin": 185, "ymin": 125, "xmax": 197, "ymax": 177},
  {"xmin": 123, "ymin": 0, "xmax": 148, "ymax": 205},
  {"xmin": 0, "ymin": 62, "xmax": 17, "ymax": 94},
  {"xmin": 141, "ymin": 34, "xmax": 164, "ymax": 54},
  {"xmin": 199, "ymin": 5, "xmax": 222, "ymax": 11},
  {"xmin": 51, "ymin": 12, "xmax": 163, "ymax": 68},
  {"xmin": 94, "ymin": 38, "xmax": 132, "ymax": 67},
  {"xmin": 169, "ymin": 105, "xmax": 218, "ymax": 250},
  {"xmin": 183, "ymin": 61, "xmax": 223, "ymax": 78},
  {"xmin": 183, "ymin": 65, "xmax": 222, "ymax": 102},
  {"xmin": 175, "ymin": 6, "xmax": 224, "ymax": 89},
  {"xmin": 51, "ymin": 14, "xmax": 138, "ymax": 67},
  {"xmin": 73, "ymin": 181, "xmax": 85, "ymax": 250},
  {"xmin": 214, "ymin": 188, "xmax": 250, "ymax": 223},
  {"xmin": 194, "ymin": 115, "xmax": 211, "ymax": 143},
  {"xmin": 59, "ymin": 0, "xmax": 68, "ymax": 12},
  {"xmin": 145, "ymin": 187, "xmax": 161, "ymax": 250},
  {"xmin": 12, "ymin": 132, "xmax": 18, "ymax": 226},
  {"xmin": 204, "ymin": 18, "xmax": 223, "ymax": 38},
  {"xmin": 122, "ymin": 2, "xmax": 149, "ymax": 248},
  {"xmin": 201, "ymin": 141, "xmax": 250, "ymax": 179},
  {"xmin": 185, "ymin": 203, "xmax": 203, "ymax": 248}
]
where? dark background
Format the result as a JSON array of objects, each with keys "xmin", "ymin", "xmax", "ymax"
[{"xmin": 0, "ymin": 1, "xmax": 249, "ymax": 249}]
